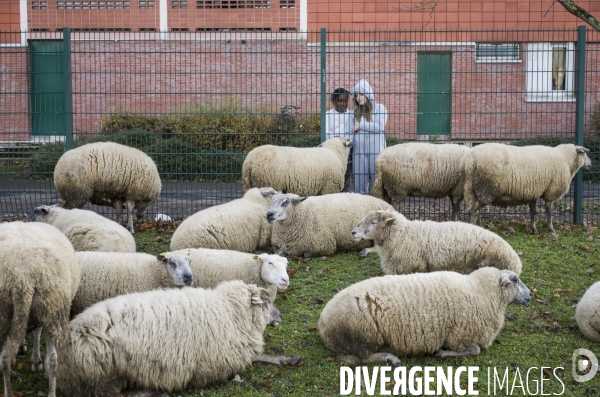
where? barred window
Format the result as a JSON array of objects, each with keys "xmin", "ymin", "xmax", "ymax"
[
  {"xmin": 475, "ymin": 43, "xmax": 519, "ymax": 62},
  {"xmin": 196, "ymin": 0, "xmax": 270, "ymax": 8},
  {"xmin": 32, "ymin": 2, "xmax": 48, "ymax": 10},
  {"xmin": 172, "ymin": 1, "xmax": 188, "ymax": 8},
  {"xmin": 57, "ymin": 1, "xmax": 130, "ymax": 9},
  {"xmin": 139, "ymin": 1, "xmax": 155, "ymax": 9},
  {"xmin": 280, "ymin": 0, "xmax": 294, "ymax": 8}
]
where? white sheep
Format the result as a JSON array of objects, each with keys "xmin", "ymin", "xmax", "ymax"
[
  {"xmin": 1, "ymin": 222, "xmax": 80, "ymax": 397},
  {"xmin": 53, "ymin": 141, "xmax": 162, "ymax": 233},
  {"xmin": 372, "ymin": 142, "xmax": 470, "ymax": 221},
  {"xmin": 462, "ymin": 143, "xmax": 592, "ymax": 233},
  {"xmin": 170, "ymin": 187, "xmax": 278, "ymax": 253},
  {"xmin": 352, "ymin": 210, "xmax": 522, "ymax": 275},
  {"xmin": 55, "ymin": 281, "xmax": 301, "ymax": 396},
  {"xmin": 318, "ymin": 267, "xmax": 531, "ymax": 366},
  {"xmin": 70, "ymin": 251, "xmax": 194, "ymax": 317},
  {"xmin": 171, "ymin": 248, "xmax": 289, "ymax": 301},
  {"xmin": 575, "ymin": 281, "xmax": 600, "ymax": 342},
  {"xmin": 242, "ymin": 137, "xmax": 354, "ymax": 196},
  {"xmin": 266, "ymin": 192, "xmax": 394, "ymax": 258},
  {"xmin": 26, "ymin": 205, "xmax": 136, "ymax": 252}
]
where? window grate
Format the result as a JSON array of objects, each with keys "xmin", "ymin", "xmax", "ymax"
[
  {"xmin": 32, "ymin": 2, "xmax": 48, "ymax": 10},
  {"xmin": 172, "ymin": 1, "xmax": 188, "ymax": 8},
  {"xmin": 139, "ymin": 1, "xmax": 155, "ymax": 8},
  {"xmin": 475, "ymin": 43, "xmax": 519, "ymax": 62},
  {"xmin": 57, "ymin": 1, "xmax": 131, "ymax": 9},
  {"xmin": 196, "ymin": 0, "xmax": 270, "ymax": 9},
  {"xmin": 279, "ymin": 0, "xmax": 294, "ymax": 8}
]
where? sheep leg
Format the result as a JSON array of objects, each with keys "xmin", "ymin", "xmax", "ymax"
[
  {"xmin": 120, "ymin": 390, "xmax": 170, "ymax": 397},
  {"xmin": 2, "ymin": 342, "xmax": 15, "ymax": 397},
  {"xmin": 545, "ymin": 200, "xmax": 555, "ymax": 233},
  {"xmin": 253, "ymin": 354, "xmax": 302, "ymax": 366},
  {"xmin": 114, "ymin": 198, "xmax": 124, "ymax": 226},
  {"xmin": 362, "ymin": 352, "xmax": 402, "ymax": 367},
  {"xmin": 30, "ymin": 327, "xmax": 43, "ymax": 372},
  {"xmin": 528, "ymin": 200, "xmax": 538, "ymax": 234},
  {"xmin": 359, "ymin": 246, "xmax": 376, "ymax": 258},
  {"xmin": 126, "ymin": 201, "xmax": 136, "ymax": 234},
  {"xmin": 469, "ymin": 202, "xmax": 484, "ymax": 226},
  {"xmin": 44, "ymin": 330, "xmax": 57, "ymax": 397},
  {"xmin": 450, "ymin": 197, "xmax": 461, "ymax": 222},
  {"xmin": 433, "ymin": 344, "xmax": 480, "ymax": 358},
  {"xmin": 17, "ymin": 339, "xmax": 26, "ymax": 355}
]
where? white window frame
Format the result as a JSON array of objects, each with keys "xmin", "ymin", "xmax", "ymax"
[
  {"xmin": 475, "ymin": 43, "xmax": 520, "ymax": 63},
  {"xmin": 526, "ymin": 42, "xmax": 575, "ymax": 102}
]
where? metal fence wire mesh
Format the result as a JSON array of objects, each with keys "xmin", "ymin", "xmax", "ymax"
[{"xmin": 1, "ymin": 28, "xmax": 599, "ymax": 226}]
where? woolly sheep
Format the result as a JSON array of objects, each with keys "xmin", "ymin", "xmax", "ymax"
[
  {"xmin": 318, "ymin": 267, "xmax": 531, "ymax": 366},
  {"xmin": 351, "ymin": 210, "xmax": 522, "ymax": 275},
  {"xmin": 171, "ymin": 248, "xmax": 289, "ymax": 301},
  {"xmin": 26, "ymin": 205, "xmax": 136, "ymax": 253},
  {"xmin": 575, "ymin": 281, "xmax": 600, "ymax": 342},
  {"xmin": 266, "ymin": 192, "xmax": 394, "ymax": 258},
  {"xmin": 70, "ymin": 251, "xmax": 194, "ymax": 317},
  {"xmin": 242, "ymin": 137, "xmax": 354, "ymax": 196},
  {"xmin": 170, "ymin": 187, "xmax": 278, "ymax": 253},
  {"xmin": 462, "ymin": 143, "xmax": 592, "ymax": 233},
  {"xmin": 372, "ymin": 142, "xmax": 470, "ymax": 221},
  {"xmin": 56, "ymin": 281, "xmax": 301, "ymax": 397},
  {"xmin": 53, "ymin": 141, "xmax": 162, "ymax": 233},
  {"xmin": 1, "ymin": 222, "xmax": 80, "ymax": 397}
]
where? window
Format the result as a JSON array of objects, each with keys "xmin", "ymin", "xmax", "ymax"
[
  {"xmin": 475, "ymin": 43, "xmax": 519, "ymax": 63},
  {"xmin": 172, "ymin": 1, "xmax": 188, "ymax": 8},
  {"xmin": 57, "ymin": 1, "xmax": 130, "ymax": 9},
  {"xmin": 526, "ymin": 43, "xmax": 575, "ymax": 102},
  {"xmin": 280, "ymin": 0, "xmax": 294, "ymax": 8},
  {"xmin": 139, "ymin": 1, "xmax": 155, "ymax": 8},
  {"xmin": 32, "ymin": 2, "xmax": 48, "ymax": 9},
  {"xmin": 196, "ymin": 0, "xmax": 269, "ymax": 8}
]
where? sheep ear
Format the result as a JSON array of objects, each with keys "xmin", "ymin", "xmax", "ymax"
[
  {"xmin": 157, "ymin": 253, "xmax": 167, "ymax": 263},
  {"xmin": 251, "ymin": 295, "xmax": 264, "ymax": 305},
  {"xmin": 253, "ymin": 255, "xmax": 260, "ymax": 260},
  {"xmin": 291, "ymin": 196, "xmax": 307, "ymax": 205},
  {"xmin": 381, "ymin": 212, "xmax": 395, "ymax": 225},
  {"xmin": 500, "ymin": 277, "xmax": 511, "ymax": 288}
]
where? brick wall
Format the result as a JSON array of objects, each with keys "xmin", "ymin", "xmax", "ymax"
[{"xmin": 0, "ymin": 1, "xmax": 22, "ymax": 43}]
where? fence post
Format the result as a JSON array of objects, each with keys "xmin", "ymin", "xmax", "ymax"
[
  {"xmin": 63, "ymin": 27, "xmax": 73, "ymax": 151},
  {"xmin": 320, "ymin": 28, "xmax": 326, "ymax": 143},
  {"xmin": 574, "ymin": 25, "xmax": 586, "ymax": 226}
]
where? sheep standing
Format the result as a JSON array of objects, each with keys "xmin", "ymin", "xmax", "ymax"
[
  {"xmin": 319, "ymin": 267, "xmax": 531, "ymax": 366},
  {"xmin": 170, "ymin": 187, "xmax": 277, "ymax": 252},
  {"xmin": 70, "ymin": 251, "xmax": 193, "ymax": 317},
  {"xmin": 242, "ymin": 137, "xmax": 354, "ymax": 196},
  {"xmin": 266, "ymin": 192, "xmax": 394, "ymax": 258},
  {"xmin": 26, "ymin": 205, "xmax": 136, "ymax": 252},
  {"xmin": 352, "ymin": 210, "xmax": 522, "ymax": 275},
  {"xmin": 372, "ymin": 142, "xmax": 470, "ymax": 221},
  {"xmin": 1, "ymin": 222, "xmax": 80, "ymax": 397},
  {"xmin": 575, "ymin": 281, "xmax": 600, "ymax": 342},
  {"xmin": 53, "ymin": 141, "xmax": 162, "ymax": 233},
  {"xmin": 462, "ymin": 143, "xmax": 592, "ymax": 233},
  {"xmin": 171, "ymin": 248, "xmax": 289, "ymax": 301},
  {"xmin": 56, "ymin": 281, "xmax": 300, "ymax": 397}
]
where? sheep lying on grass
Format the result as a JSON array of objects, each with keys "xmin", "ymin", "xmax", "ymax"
[
  {"xmin": 575, "ymin": 281, "xmax": 600, "ymax": 342},
  {"xmin": 372, "ymin": 142, "xmax": 470, "ymax": 220},
  {"xmin": 266, "ymin": 192, "xmax": 394, "ymax": 258},
  {"xmin": 242, "ymin": 137, "xmax": 354, "ymax": 196},
  {"xmin": 462, "ymin": 143, "xmax": 592, "ymax": 233},
  {"xmin": 53, "ymin": 141, "xmax": 162, "ymax": 233},
  {"xmin": 1, "ymin": 222, "xmax": 80, "ymax": 397},
  {"xmin": 26, "ymin": 205, "xmax": 136, "ymax": 252},
  {"xmin": 318, "ymin": 267, "xmax": 531, "ymax": 366},
  {"xmin": 172, "ymin": 248, "xmax": 289, "ymax": 301},
  {"xmin": 70, "ymin": 251, "xmax": 193, "ymax": 317},
  {"xmin": 56, "ymin": 281, "xmax": 301, "ymax": 397},
  {"xmin": 170, "ymin": 187, "xmax": 277, "ymax": 253},
  {"xmin": 352, "ymin": 210, "xmax": 522, "ymax": 275}
]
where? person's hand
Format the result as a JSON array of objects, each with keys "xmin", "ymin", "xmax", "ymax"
[{"xmin": 353, "ymin": 124, "xmax": 359, "ymax": 133}]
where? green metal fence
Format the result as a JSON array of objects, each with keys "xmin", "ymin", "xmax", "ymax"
[{"xmin": 1, "ymin": 27, "xmax": 599, "ymax": 226}]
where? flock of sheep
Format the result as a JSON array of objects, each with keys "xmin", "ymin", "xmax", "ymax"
[{"xmin": 1, "ymin": 137, "xmax": 598, "ymax": 396}]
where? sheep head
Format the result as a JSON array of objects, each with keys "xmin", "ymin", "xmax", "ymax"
[{"xmin": 254, "ymin": 253, "xmax": 289, "ymax": 290}]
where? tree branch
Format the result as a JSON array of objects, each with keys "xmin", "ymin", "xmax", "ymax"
[{"xmin": 556, "ymin": 0, "xmax": 600, "ymax": 32}]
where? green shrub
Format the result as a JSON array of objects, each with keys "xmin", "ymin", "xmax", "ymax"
[{"xmin": 588, "ymin": 100, "xmax": 600, "ymax": 133}]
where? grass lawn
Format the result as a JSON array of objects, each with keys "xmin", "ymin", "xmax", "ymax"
[{"xmin": 7, "ymin": 219, "xmax": 600, "ymax": 397}]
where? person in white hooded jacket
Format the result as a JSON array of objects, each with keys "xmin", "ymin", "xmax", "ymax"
[
  {"xmin": 326, "ymin": 87, "xmax": 353, "ymax": 191},
  {"xmin": 351, "ymin": 79, "xmax": 388, "ymax": 195}
]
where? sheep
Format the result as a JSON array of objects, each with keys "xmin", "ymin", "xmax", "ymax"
[
  {"xmin": 55, "ymin": 281, "xmax": 301, "ymax": 397},
  {"xmin": 70, "ymin": 251, "xmax": 194, "ymax": 317},
  {"xmin": 171, "ymin": 248, "xmax": 289, "ymax": 301},
  {"xmin": 351, "ymin": 210, "xmax": 522, "ymax": 275},
  {"xmin": 371, "ymin": 142, "xmax": 470, "ymax": 221},
  {"xmin": 462, "ymin": 143, "xmax": 592, "ymax": 233},
  {"xmin": 575, "ymin": 281, "xmax": 600, "ymax": 342},
  {"xmin": 26, "ymin": 204, "xmax": 136, "ymax": 253},
  {"xmin": 53, "ymin": 141, "xmax": 162, "ymax": 233},
  {"xmin": 1, "ymin": 222, "xmax": 80, "ymax": 397},
  {"xmin": 170, "ymin": 187, "xmax": 278, "ymax": 253},
  {"xmin": 242, "ymin": 137, "xmax": 354, "ymax": 196},
  {"xmin": 318, "ymin": 267, "xmax": 531, "ymax": 367},
  {"xmin": 266, "ymin": 192, "xmax": 394, "ymax": 258}
]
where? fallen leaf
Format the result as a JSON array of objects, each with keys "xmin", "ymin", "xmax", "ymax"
[
  {"xmin": 279, "ymin": 293, "xmax": 288, "ymax": 300},
  {"xmin": 308, "ymin": 325, "xmax": 318, "ymax": 331},
  {"xmin": 312, "ymin": 298, "xmax": 325, "ymax": 305},
  {"xmin": 536, "ymin": 299, "xmax": 547, "ymax": 305},
  {"xmin": 515, "ymin": 328, "xmax": 530, "ymax": 334},
  {"xmin": 580, "ymin": 245, "xmax": 592, "ymax": 252},
  {"xmin": 16, "ymin": 363, "xmax": 23, "ymax": 370},
  {"xmin": 326, "ymin": 357, "xmax": 336, "ymax": 361},
  {"xmin": 587, "ymin": 268, "xmax": 596, "ymax": 274},
  {"xmin": 386, "ymin": 381, "xmax": 396, "ymax": 387},
  {"xmin": 261, "ymin": 381, "xmax": 273, "ymax": 389},
  {"xmin": 552, "ymin": 288, "xmax": 573, "ymax": 293},
  {"xmin": 537, "ymin": 323, "xmax": 552, "ymax": 329},
  {"xmin": 529, "ymin": 312, "xmax": 540, "ymax": 320},
  {"xmin": 587, "ymin": 235, "xmax": 594, "ymax": 242},
  {"xmin": 507, "ymin": 313, "xmax": 519, "ymax": 320},
  {"xmin": 288, "ymin": 268, "xmax": 297, "ymax": 277}
]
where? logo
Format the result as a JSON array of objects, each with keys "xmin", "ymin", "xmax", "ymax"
[{"xmin": 572, "ymin": 348, "xmax": 598, "ymax": 383}]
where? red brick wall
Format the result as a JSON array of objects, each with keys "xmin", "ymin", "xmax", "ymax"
[
  {"xmin": 0, "ymin": 47, "xmax": 29, "ymax": 137},
  {"xmin": 0, "ymin": 0, "xmax": 22, "ymax": 43}
]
